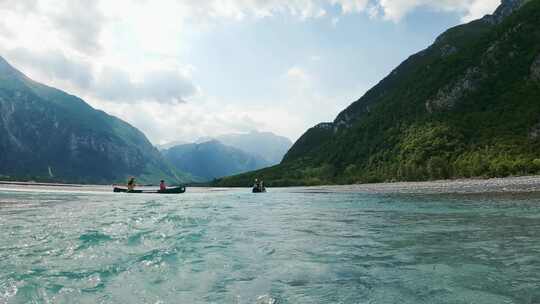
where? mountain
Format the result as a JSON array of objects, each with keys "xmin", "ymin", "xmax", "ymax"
[
  {"xmin": 0, "ymin": 56, "xmax": 188, "ymax": 184},
  {"xmin": 197, "ymin": 131, "xmax": 293, "ymax": 165},
  {"xmin": 156, "ymin": 140, "xmax": 188, "ymax": 151},
  {"xmin": 215, "ymin": 0, "xmax": 540, "ymax": 187},
  {"xmin": 162, "ymin": 140, "xmax": 270, "ymax": 181}
]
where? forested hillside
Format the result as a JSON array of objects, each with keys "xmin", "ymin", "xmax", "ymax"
[{"xmin": 216, "ymin": 0, "xmax": 540, "ymax": 186}]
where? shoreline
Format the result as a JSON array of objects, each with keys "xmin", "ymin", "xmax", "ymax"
[
  {"xmin": 0, "ymin": 181, "xmax": 161, "ymax": 187},
  {"xmin": 0, "ymin": 181, "xmax": 85, "ymax": 187},
  {"xmin": 302, "ymin": 175, "xmax": 540, "ymax": 194},
  {"xmin": 4, "ymin": 175, "xmax": 540, "ymax": 194}
]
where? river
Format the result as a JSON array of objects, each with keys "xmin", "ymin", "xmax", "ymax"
[{"xmin": 1, "ymin": 184, "xmax": 539, "ymax": 303}]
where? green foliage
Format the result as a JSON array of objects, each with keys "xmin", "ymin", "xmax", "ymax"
[{"xmin": 399, "ymin": 124, "xmax": 464, "ymax": 163}]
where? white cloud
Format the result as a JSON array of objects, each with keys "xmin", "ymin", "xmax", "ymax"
[
  {"xmin": 331, "ymin": 0, "xmax": 370, "ymax": 14},
  {"xmin": 461, "ymin": 0, "xmax": 501, "ymax": 22},
  {"xmin": 283, "ymin": 65, "xmax": 366, "ymax": 131},
  {"xmin": 91, "ymin": 97, "xmax": 277, "ymax": 144},
  {"xmin": 4, "ymin": 48, "xmax": 93, "ymax": 89},
  {"xmin": 0, "ymin": 0, "xmax": 37, "ymax": 12},
  {"xmin": 2, "ymin": 48, "xmax": 197, "ymax": 104},
  {"xmin": 94, "ymin": 67, "xmax": 197, "ymax": 104},
  {"xmin": 172, "ymin": 0, "xmax": 500, "ymax": 23},
  {"xmin": 376, "ymin": 0, "xmax": 500, "ymax": 22},
  {"xmin": 50, "ymin": 1, "xmax": 105, "ymax": 55},
  {"xmin": 286, "ymin": 66, "xmax": 310, "ymax": 83}
]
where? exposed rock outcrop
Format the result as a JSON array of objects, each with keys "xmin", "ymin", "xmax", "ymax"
[
  {"xmin": 482, "ymin": 23, "xmax": 523, "ymax": 66},
  {"xmin": 531, "ymin": 54, "xmax": 540, "ymax": 81},
  {"xmin": 440, "ymin": 44, "xmax": 458, "ymax": 57},
  {"xmin": 426, "ymin": 67, "xmax": 484, "ymax": 113},
  {"xmin": 314, "ymin": 122, "xmax": 334, "ymax": 130},
  {"xmin": 483, "ymin": 0, "xmax": 530, "ymax": 24},
  {"xmin": 427, "ymin": 15, "xmax": 528, "ymax": 114},
  {"xmin": 529, "ymin": 120, "xmax": 540, "ymax": 139}
]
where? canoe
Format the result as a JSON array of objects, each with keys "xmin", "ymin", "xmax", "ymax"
[{"xmin": 113, "ymin": 186, "xmax": 186, "ymax": 194}]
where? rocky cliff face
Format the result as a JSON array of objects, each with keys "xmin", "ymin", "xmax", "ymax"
[
  {"xmin": 0, "ymin": 56, "xmax": 182, "ymax": 184},
  {"xmin": 532, "ymin": 53, "xmax": 540, "ymax": 81},
  {"xmin": 425, "ymin": 66, "xmax": 484, "ymax": 113},
  {"xmin": 483, "ymin": 0, "xmax": 530, "ymax": 24}
]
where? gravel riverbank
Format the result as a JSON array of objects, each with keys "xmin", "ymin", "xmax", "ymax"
[{"xmin": 298, "ymin": 176, "xmax": 540, "ymax": 194}]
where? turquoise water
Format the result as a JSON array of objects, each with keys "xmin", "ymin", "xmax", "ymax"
[{"xmin": 1, "ymin": 187, "xmax": 540, "ymax": 303}]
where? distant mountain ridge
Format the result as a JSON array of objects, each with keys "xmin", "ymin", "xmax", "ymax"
[
  {"xmin": 156, "ymin": 140, "xmax": 188, "ymax": 151},
  {"xmin": 161, "ymin": 131, "xmax": 293, "ymax": 165},
  {"xmin": 162, "ymin": 140, "xmax": 270, "ymax": 181},
  {"xmin": 209, "ymin": 131, "xmax": 292, "ymax": 165},
  {"xmin": 0, "ymin": 56, "xmax": 187, "ymax": 184},
  {"xmin": 216, "ymin": 0, "xmax": 540, "ymax": 186}
]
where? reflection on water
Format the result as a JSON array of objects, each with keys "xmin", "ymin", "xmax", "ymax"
[{"xmin": 1, "ymin": 186, "xmax": 540, "ymax": 303}]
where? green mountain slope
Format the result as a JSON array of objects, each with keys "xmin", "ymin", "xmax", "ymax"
[
  {"xmin": 216, "ymin": 0, "xmax": 540, "ymax": 187},
  {"xmin": 0, "ymin": 56, "xmax": 188, "ymax": 184},
  {"xmin": 162, "ymin": 140, "xmax": 270, "ymax": 182}
]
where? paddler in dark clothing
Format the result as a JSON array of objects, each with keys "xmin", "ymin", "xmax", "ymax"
[{"xmin": 127, "ymin": 177, "xmax": 136, "ymax": 192}]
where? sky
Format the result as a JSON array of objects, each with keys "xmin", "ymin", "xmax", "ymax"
[{"xmin": 0, "ymin": 0, "xmax": 500, "ymax": 144}]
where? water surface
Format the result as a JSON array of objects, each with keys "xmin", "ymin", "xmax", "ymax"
[{"xmin": 1, "ymin": 186, "xmax": 540, "ymax": 303}]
